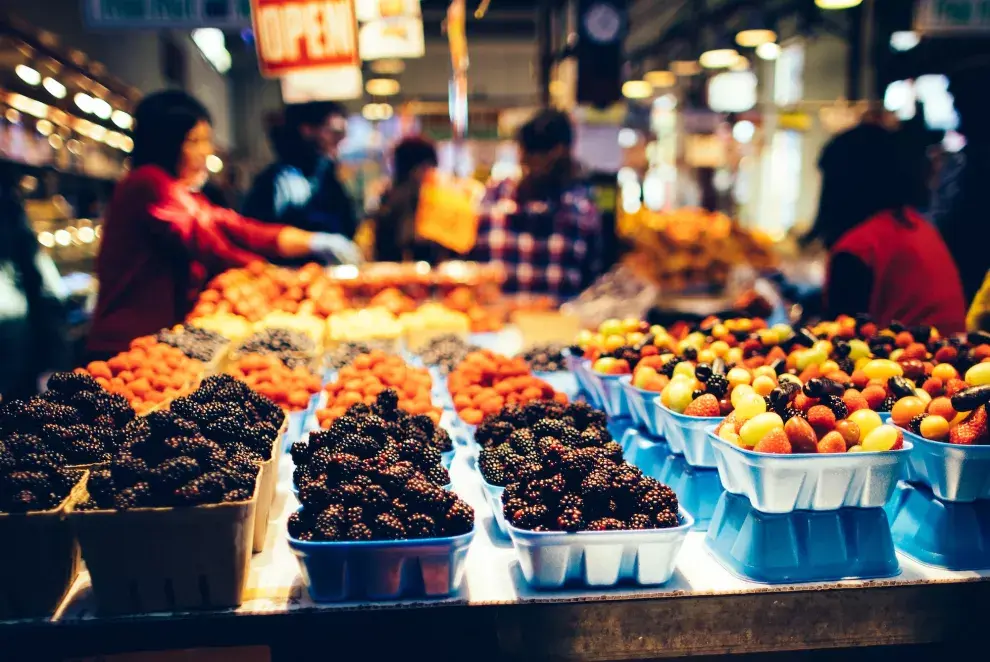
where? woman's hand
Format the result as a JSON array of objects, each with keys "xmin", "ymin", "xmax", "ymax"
[{"xmin": 308, "ymin": 233, "xmax": 364, "ymax": 265}]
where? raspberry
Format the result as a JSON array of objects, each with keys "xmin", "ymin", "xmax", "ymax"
[
  {"xmin": 806, "ymin": 405, "xmax": 837, "ymax": 434},
  {"xmin": 842, "ymin": 389, "xmax": 869, "ymax": 413},
  {"xmin": 921, "ymin": 377, "xmax": 944, "ymax": 398},
  {"xmin": 683, "ymin": 394, "xmax": 720, "ymax": 417},
  {"xmin": 861, "ymin": 385, "xmax": 888, "ymax": 410}
]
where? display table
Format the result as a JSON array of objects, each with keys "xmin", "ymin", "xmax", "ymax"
[{"xmin": 3, "ymin": 444, "xmax": 989, "ymax": 660}]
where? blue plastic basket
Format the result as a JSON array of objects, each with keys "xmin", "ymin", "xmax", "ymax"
[
  {"xmin": 886, "ymin": 482, "xmax": 990, "ymax": 570},
  {"xmin": 655, "ymin": 403, "xmax": 721, "ymax": 467},
  {"xmin": 656, "ymin": 455, "xmax": 724, "ymax": 531},
  {"xmin": 480, "ymin": 478, "xmax": 509, "ymax": 538},
  {"xmin": 586, "ymin": 372, "xmax": 632, "ymax": 419},
  {"xmin": 708, "ymin": 427, "xmax": 911, "ymax": 514},
  {"xmin": 533, "ymin": 370, "xmax": 580, "ymax": 402},
  {"xmin": 900, "ymin": 427, "xmax": 990, "ymax": 503},
  {"xmin": 567, "ymin": 355, "xmax": 603, "ymax": 409},
  {"xmin": 507, "ymin": 509, "xmax": 693, "ymax": 589},
  {"xmin": 288, "ymin": 519, "xmax": 475, "ymax": 601},
  {"xmin": 621, "ymin": 428, "xmax": 671, "ymax": 478},
  {"xmin": 428, "ymin": 367, "xmax": 453, "ymax": 411},
  {"xmin": 441, "ymin": 449, "xmax": 455, "ymax": 470},
  {"xmin": 706, "ymin": 492, "xmax": 900, "ymax": 583},
  {"xmin": 619, "ymin": 376, "xmax": 665, "ymax": 439}
]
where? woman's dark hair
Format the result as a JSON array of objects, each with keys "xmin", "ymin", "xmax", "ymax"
[
  {"xmin": 284, "ymin": 101, "xmax": 346, "ymax": 131},
  {"xmin": 516, "ymin": 109, "xmax": 578, "ymax": 205},
  {"xmin": 130, "ymin": 90, "xmax": 211, "ymax": 176},
  {"xmin": 392, "ymin": 136, "xmax": 437, "ymax": 185},
  {"xmin": 518, "ymin": 109, "xmax": 573, "ymax": 154},
  {"xmin": 805, "ymin": 123, "xmax": 919, "ymax": 248}
]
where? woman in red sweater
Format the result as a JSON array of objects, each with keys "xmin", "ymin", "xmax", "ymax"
[
  {"xmin": 808, "ymin": 123, "xmax": 966, "ymax": 334},
  {"xmin": 88, "ymin": 91, "xmax": 360, "ymax": 356}
]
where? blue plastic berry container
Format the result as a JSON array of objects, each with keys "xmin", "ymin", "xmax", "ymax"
[
  {"xmin": 480, "ymin": 478, "xmax": 509, "ymax": 538},
  {"xmin": 534, "ymin": 370, "xmax": 580, "ymax": 403},
  {"xmin": 428, "ymin": 367, "xmax": 453, "ymax": 411},
  {"xmin": 655, "ymin": 455, "xmax": 724, "ymax": 531},
  {"xmin": 567, "ymin": 356, "xmax": 604, "ymax": 409},
  {"xmin": 885, "ymin": 482, "xmax": 990, "ymax": 570},
  {"xmin": 441, "ymin": 449, "xmax": 455, "ymax": 470},
  {"xmin": 705, "ymin": 492, "xmax": 900, "ymax": 583},
  {"xmin": 619, "ymin": 376, "xmax": 665, "ymax": 439},
  {"xmin": 288, "ymin": 520, "xmax": 475, "ymax": 601},
  {"xmin": 507, "ymin": 510, "xmax": 693, "ymax": 589},
  {"xmin": 654, "ymin": 402, "xmax": 720, "ymax": 468},
  {"xmin": 707, "ymin": 427, "xmax": 911, "ymax": 514},
  {"xmin": 899, "ymin": 427, "xmax": 990, "ymax": 503},
  {"xmin": 620, "ymin": 428, "xmax": 671, "ymax": 478}
]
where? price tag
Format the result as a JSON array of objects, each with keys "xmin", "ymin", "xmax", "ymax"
[{"xmin": 414, "ymin": 170, "xmax": 482, "ymax": 255}]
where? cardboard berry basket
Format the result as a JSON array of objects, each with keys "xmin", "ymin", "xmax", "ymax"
[
  {"xmin": 68, "ymin": 474, "xmax": 258, "ymax": 615},
  {"xmin": 252, "ymin": 423, "xmax": 286, "ymax": 553},
  {"xmin": 0, "ymin": 470, "xmax": 87, "ymax": 619}
]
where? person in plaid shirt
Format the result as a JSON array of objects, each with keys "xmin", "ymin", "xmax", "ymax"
[{"xmin": 470, "ymin": 110, "xmax": 602, "ymax": 300}]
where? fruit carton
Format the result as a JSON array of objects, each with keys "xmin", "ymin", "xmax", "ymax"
[
  {"xmin": 655, "ymin": 454, "xmax": 724, "ymax": 531},
  {"xmin": 565, "ymin": 355, "xmax": 602, "ymax": 409},
  {"xmin": 287, "ymin": 512, "xmax": 475, "ymax": 601},
  {"xmin": 253, "ymin": 429, "xmax": 284, "ymax": 553},
  {"xmin": 0, "ymin": 470, "xmax": 87, "ymax": 620},
  {"xmin": 619, "ymin": 376, "xmax": 664, "ymax": 439},
  {"xmin": 68, "ymin": 474, "xmax": 258, "ymax": 615},
  {"xmin": 480, "ymin": 477, "xmax": 509, "ymax": 538},
  {"xmin": 707, "ymin": 427, "xmax": 911, "ymax": 514},
  {"xmin": 886, "ymin": 482, "xmax": 990, "ymax": 570},
  {"xmin": 706, "ymin": 491, "xmax": 899, "ymax": 583},
  {"xmin": 899, "ymin": 427, "xmax": 990, "ymax": 503},
  {"xmin": 507, "ymin": 509, "xmax": 693, "ymax": 589},
  {"xmin": 533, "ymin": 370, "xmax": 579, "ymax": 403},
  {"xmin": 654, "ymin": 402, "xmax": 720, "ymax": 468},
  {"xmin": 585, "ymin": 371, "xmax": 632, "ymax": 420}
]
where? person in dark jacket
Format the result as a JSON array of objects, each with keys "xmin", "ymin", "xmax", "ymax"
[{"xmin": 243, "ymin": 102, "xmax": 360, "ymax": 243}]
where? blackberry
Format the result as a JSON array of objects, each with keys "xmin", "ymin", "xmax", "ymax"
[
  {"xmin": 628, "ymin": 513, "xmax": 654, "ymax": 530},
  {"xmin": 837, "ymin": 358, "xmax": 855, "ymax": 376},
  {"xmin": 4, "ymin": 470, "xmax": 51, "ymax": 494},
  {"xmin": 174, "ymin": 473, "xmax": 225, "ymax": 505},
  {"xmin": 427, "ymin": 465, "xmax": 450, "ymax": 486},
  {"xmin": 74, "ymin": 498, "xmax": 100, "ymax": 511},
  {"xmin": 782, "ymin": 407, "xmax": 805, "ymax": 422},
  {"xmin": 150, "ymin": 456, "xmax": 202, "ymax": 491},
  {"xmin": 556, "ymin": 508, "xmax": 584, "ymax": 532},
  {"xmin": 114, "ymin": 482, "xmax": 152, "ymax": 509},
  {"xmin": 508, "ymin": 429, "xmax": 536, "ymax": 455},
  {"xmin": 111, "ymin": 455, "xmax": 150, "ymax": 486},
  {"xmin": 346, "ymin": 505, "xmax": 366, "ymax": 525},
  {"xmin": 0, "ymin": 446, "xmax": 16, "ymax": 473},
  {"xmin": 346, "ymin": 523, "xmax": 374, "ymax": 540},
  {"xmin": 169, "ymin": 397, "xmax": 204, "ymax": 421},
  {"xmin": 580, "ymin": 470, "xmax": 611, "ymax": 501},
  {"xmin": 2, "ymin": 490, "xmax": 41, "ymax": 512},
  {"xmin": 601, "ymin": 441, "xmax": 624, "ymax": 464},
  {"xmin": 431, "ymin": 428, "xmax": 454, "ymax": 453},
  {"xmin": 510, "ymin": 504, "xmax": 547, "ymax": 530},
  {"xmin": 659, "ymin": 358, "xmax": 679, "ymax": 378},
  {"xmin": 637, "ymin": 489, "xmax": 671, "ymax": 515},
  {"xmin": 558, "ymin": 493, "xmax": 584, "ymax": 512},
  {"xmin": 878, "ymin": 395, "xmax": 897, "ymax": 412},
  {"xmin": 587, "ymin": 518, "xmax": 624, "ymax": 531},
  {"xmin": 290, "ymin": 440, "xmax": 311, "ymax": 466},
  {"xmin": 327, "ymin": 452, "xmax": 364, "ymax": 482},
  {"xmin": 46, "ymin": 371, "xmax": 101, "ymax": 395},
  {"xmin": 655, "ymin": 510, "xmax": 680, "ymax": 528},
  {"xmin": 909, "ymin": 413, "xmax": 927, "ymax": 435},
  {"xmin": 475, "ymin": 419, "xmax": 515, "ymax": 449},
  {"xmin": 705, "ymin": 375, "xmax": 729, "ymax": 399},
  {"xmin": 823, "ymin": 395, "xmax": 848, "ymax": 420},
  {"xmin": 406, "ymin": 512, "xmax": 437, "ymax": 538},
  {"xmin": 222, "ymin": 489, "xmax": 251, "ymax": 502},
  {"xmin": 361, "ymin": 485, "xmax": 391, "ymax": 513},
  {"xmin": 299, "ymin": 483, "xmax": 334, "ymax": 510},
  {"xmin": 373, "ymin": 513, "xmax": 407, "ymax": 539},
  {"xmin": 531, "ymin": 419, "xmax": 566, "ymax": 440}
]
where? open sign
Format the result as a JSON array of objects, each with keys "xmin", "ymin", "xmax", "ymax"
[{"xmin": 251, "ymin": 0, "xmax": 359, "ymax": 77}]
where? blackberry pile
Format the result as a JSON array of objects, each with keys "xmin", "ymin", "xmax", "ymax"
[
  {"xmin": 156, "ymin": 326, "xmax": 228, "ymax": 362},
  {"xmin": 0, "ymin": 434, "xmax": 81, "ymax": 513},
  {"xmin": 292, "ymin": 389, "xmax": 452, "ymax": 488},
  {"xmin": 0, "ymin": 372, "xmax": 135, "ymax": 465},
  {"xmin": 75, "ymin": 409, "xmax": 260, "ymax": 511},
  {"xmin": 522, "ymin": 344, "xmax": 567, "ymax": 372},
  {"xmin": 237, "ymin": 328, "xmax": 316, "ymax": 369},
  {"xmin": 502, "ymin": 453, "xmax": 680, "ymax": 533},
  {"xmin": 477, "ymin": 401, "xmax": 617, "ymax": 486},
  {"xmin": 415, "ymin": 335, "xmax": 477, "ymax": 376},
  {"xmin": 289, "ymin": 389, "xmax": 472, "ymax": 541},
  {"xmin": 326, "ymin": 341, "xmax": 396, "ymax": 371},
  {"xmin": 169, "ymin": 375, "xmax": 285, "ymax": 462}
]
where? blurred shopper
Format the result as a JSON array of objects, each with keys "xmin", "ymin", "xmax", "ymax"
[
  {"xmin": 936, "ymin": 58, "xmax": 990, "ymax": 304},
  {"xmin": 243, "ymin": 101, "xmax": 359, "ymax": 240},
  {"xmin": 0, "ymin": 175, "xmax": 70, "ymax": 399},
  {"xmin": 374, "ymin": 136, "xmax": 449, "ymax": 263},
  {"xmin": 88, "ymin": 91, "xmax": 359, "ymax": 357},
  {"xmin": 808, "ymin": 123, "xmax": 965, "ymax": 333},
  {"xmin": 469, "ymin": 110, "xmax": 602, "ymax": 300}
]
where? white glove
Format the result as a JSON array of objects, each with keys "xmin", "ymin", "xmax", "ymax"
[{"xmin": 309, "ymin": 233, "xmax": 363, "ymax": 265}]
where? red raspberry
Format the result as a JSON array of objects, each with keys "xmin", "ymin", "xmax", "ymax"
[
  {"xmin": 794, "ymin": 393, "xmax": 818, "ymax": 412},
  {"xmin": 842, "ymin": 389, "xmax": 869, "ymax": 413},
  {"xmin": 934, "ymin": 346, "xmax": 958, "ymax": 364},
  {"xmin": 895, "ymin": 332, "xmax": 915, "ymax": 348},
  {"xmin": 921, "ymin": 377, "xmax": 944, "ymax": 398},
  {"xmin": 902, "ymin": 343, "xmax": 928, "ymax": 360},
  {"xmin": 807, "ymin": 405, "xmax": 837, "ymax": 435},
  {"xmin": 861, "ymin": 385, "xmax": 888, "ymax": 410},
  {"xmin": 945, "ymin": 378, "xmax": 969, "ymax": 398}
]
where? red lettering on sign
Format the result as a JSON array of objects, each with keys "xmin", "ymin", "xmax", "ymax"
[{"xmin": 251, "ymin": 0, "xmax": 359, "ymax": 77}]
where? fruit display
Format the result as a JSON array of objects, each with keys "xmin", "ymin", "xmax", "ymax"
[
  {"xmin": 442, "ymin": 286, "xmax": 503, "ymax": 333},
  {"xmin": 82, "ymin": 338, "xmax": 203, "ymax": 414},
  {"xmin": 325, "ymin": 341, "xmax": 397, "ymax": 371},
  {"xmin": 446, "ymin": 350, "xmax": 568, "ymax": 425},
  {"xmin": 156, "ymin": 325, "xmax": 229, "ymax": 363},
  {"xmin": 522, "ymin": 344, "xmax": 568, "ymax": 373},
  {"xmin": 234, "ymin": 328, "xmax": 318, "ymax": 369},
  {"xmin": 327, "ymin": 308, "xmax": 403, "ymax": 344},
  {"xmin": 562, "ymin": 264, "xmax": 659, "ymax": 329},
  {"xmin": 225, "ymin": 354, "xmax": 322, "ymax": 412},
  {"xmin": 398, "ymin": 303, "xmax": 471, "ymax": 340},
  {"xmin": 369, "ymin": 287, "xmax": 418, "ymax": 316},
  {"xmin": 0, "ymin": 426, "xmax": 83, "ymax": 512},
  {"xmin": 316, "ymin": 352, "xmax": 442, "ymax": 428},
  {"xmin": 414, "ymin": 334, "xmax": 478, "ymax": 376},
  {"xmin": 256, "ymin": 312, "xmax": 326, "ymax": 348},
  {"xmin": 288, "ymin": 390, "xmax": 469, "ymax": 541},
  {"xmin": 188, "ymin": 312, "xmax": 254, "ymax": 344}
]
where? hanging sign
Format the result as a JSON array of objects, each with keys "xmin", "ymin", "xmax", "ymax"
[
  {"xmin": 356, "ymin": 0, "xmax": 425, "ymax": 59},
  {"xmin": 415, "ymin": 169, "xmax": 483, "ymax": 254},
  {"xmin": 250, "ymin": 0, "xmax": 360, "ymax": 78},
  {"xmin": 915, "ymin": 0, "xmax": 990, "ymax": 33}
]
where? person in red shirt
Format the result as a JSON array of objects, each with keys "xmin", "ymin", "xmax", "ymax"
[
  {"xmin": 87, "ymin": 91, "xmax": 360, "ymax": 356},
  {"xmin": 807, "ymin": 123, "xmax": 966, "ymax": 334}
]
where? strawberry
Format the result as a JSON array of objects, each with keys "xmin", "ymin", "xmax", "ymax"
[
  {"xmin": 784, "ymin": 416, "xmax": 818, "ymax": 453},
  {"xmin": 934, "ymin": 346, "xmax": 958, "ymax": 364},
  {"xmin": 684, "ymin": 393, "xmax": 720, "ymax": 417},
  {"xmin": 817, "ymin": 431, "xmax": 847, "ymax": 454},
  {"xmin": 949, "ymin": 406, "xmax": 988, "ymax": 446},
  {"xmin": 807, "ymin": 405, "xmax": 837, "ymax": 435},
  {"xmin": 921, "ymin": 377, "xmax": 944, "ymax": 398},
  {"xmin": 753, "ymin": 429, "xmax": 792, "ymax": 454},
  {"xmin": 945, "ymin": 378, "xmax": 969, "ymax": 398},
  {"xmin": 842, "ymin": 389, "xmax": 869, "ymax": 413}
]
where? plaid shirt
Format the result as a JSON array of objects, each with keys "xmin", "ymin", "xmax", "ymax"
[{"xmin": 469, "ymin": 179, "xmax": 602, "ymax": 300}]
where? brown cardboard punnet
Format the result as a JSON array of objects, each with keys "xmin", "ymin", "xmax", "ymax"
[
  {"xmin": 0, "ymin": 470, "xmax": 87, "ymax": 619},
  {"xmin": 68, "ymin": 474, "xmax": 258, "ymax": 615},
  {"xmin": 252, "ymin": 430, "xmax": 282, "ymax": 553}
]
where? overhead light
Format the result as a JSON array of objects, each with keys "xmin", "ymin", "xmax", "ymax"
[
  {"xmin": 206, "ymin": 155, "xmax": 224, "ymax": 173},
  {"xmin": 48, "ymin": 134, "xmax": 64, "ymax": 149},
  {"xmin": 91, "ymin": 98, "xmax": 112, "ymax": 120},
  {"xmin": 815, "ymin": 0, "xmax": 863, "ymax": 8},
  {"xmin": 4, "ymin": 109, "xmax": 21, "ymax": 124},
  {"xmin": 36, "ymin": 119, "xmax": 54, "ymax": 136},
  {"xmin": 15, "ymin": 65, "xmax": 41, "ymax": 86},
  {"xmin": 361, "ymin": 103, "xmax": 394, "ymax": 121},
  {"xmin": 756, "ymin": 42, "xmax": 781, "ymax": 60},
  {"xmin": 74, "ymin": 92, "xmax": 94, "ymax": 113},
  {"xmin": 730, "ymin": 55, "xmax": 751, "ymax": 71},
  {"xmin": 621, "ymin": 80, "xmax": 653, "ymax": 100},
  {"xmin": 700, "ymin": 48, "xmax": 739, "ymax": 69},
  {"xmin": 365, "ymin": 78, "xmax": 400, "ymax": 96},
  {"xmin": 9, "ymin": 95, "xmax": 49, "ymax": 119},
  {"xmin": 77, "ymin": 226, "xmax": 95, "ymax": 243},
  {"xmin": 42, "ymin": 77, "xmax": 67, "ymax": 98},
  {"xmin": 618, "ymin": 128, "xmax": 638, "ymax": 148},
  {"xmin": 732, "ymin": 120, "xmax": 756, "ymax": 144},
  {"xmin": 54, "ymin": 229, "xmax": 72, "ymax": 246},
  {"xmin": 890, "ymin": 31, "xmax": 920, "ymax": 52},
  {"xmin": 644, "ymin": 70, "xmax": 676, "ymax": 88},
  {"xmin": 111, "ymin": 110, "xmax": 133, "ymax": 129},
  {"xmin": 121, "ymin": 135, "xmax": 134, "ymax": 153},
  {"xmin": 736, "ymin": 29, "xmax": 777, "ymax": 48},
  {"xmin": 671, "ymin": 60, "xmax": 701, "ymax": 76},
  {"xmin": 38, "ymin": 231, "xmax": 55, "ymax": 248},
  {"xmin": 370, "ymin": 59, "xmax": 405, "ymax": 75}
]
